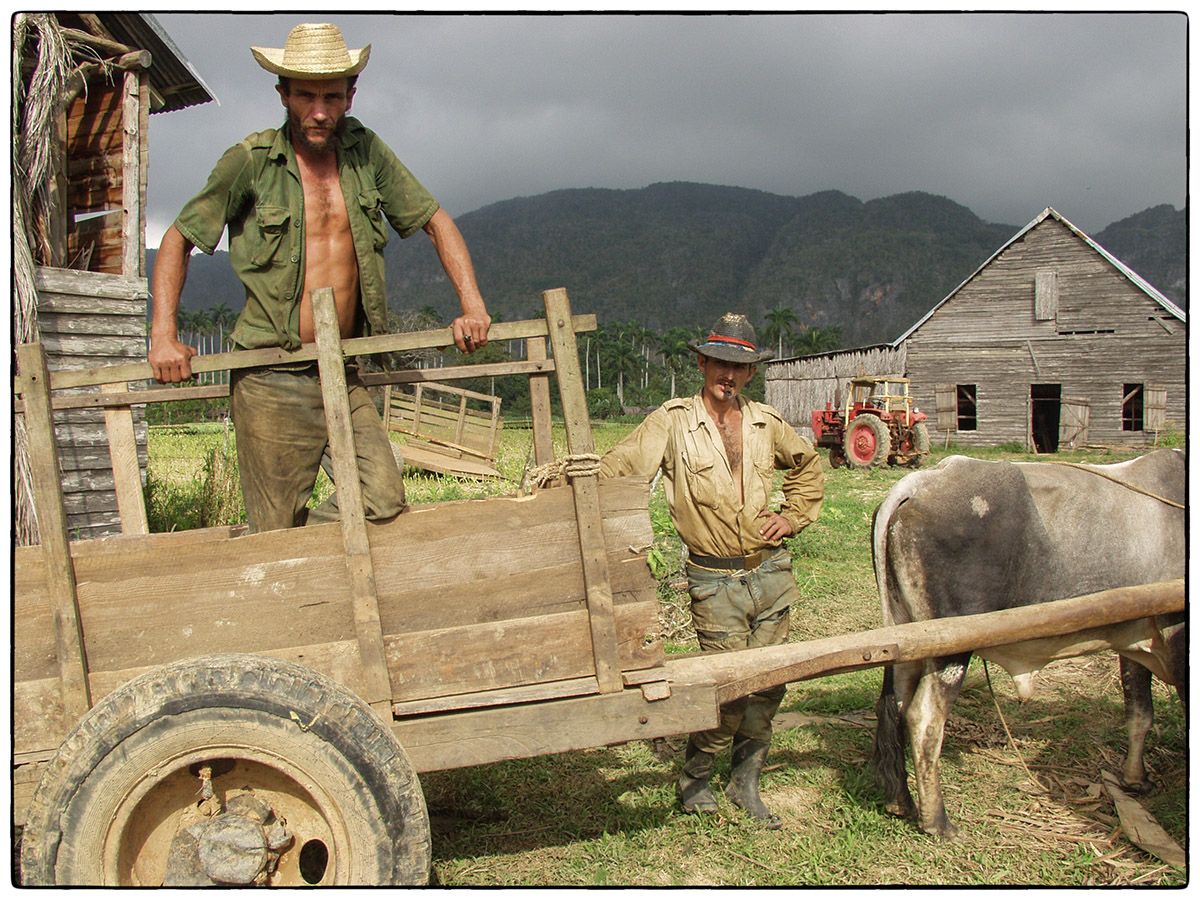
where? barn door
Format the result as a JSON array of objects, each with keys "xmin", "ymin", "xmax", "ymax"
[
  {"xmin": 1144, "ymin": 384, "xmax": 1167, "ymax": 434},
  {"xmin": 934, "ymin": 384, "xmax": 956, "ymax": 433},
  {"xmin": 1059, "ymin": 397, "xmax": 1090, "ymax": 450}
]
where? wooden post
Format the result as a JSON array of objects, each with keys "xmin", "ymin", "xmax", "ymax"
[
  {"xmin": 17, "ymin": 343, "xmax": 92, "ymax": 719},
  {"xmin": 311, "ymin": 288, "xmax": 394, "ymax": 718},
  {"xmin": 527, "ymin": 335, "xmax": 554, "ymax": 466},
  {"xmin": 102, "ymin": 382, "xmax": 148, "ymax": 534},
  {"xmin": 121, "ymin": 69, "xmax": 141, "ymax": 278},
  {"xmin": 543, "ymin": 288, "xmax": 623, "ymax": 693}
]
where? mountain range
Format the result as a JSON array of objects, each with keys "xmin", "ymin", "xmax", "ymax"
[{"xmin": 153, "ymin": 186, "xmax": 1186, "ymax": 348}]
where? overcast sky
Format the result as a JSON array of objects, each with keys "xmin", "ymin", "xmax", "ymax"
[{"xmin": 145, "ymin": 11, "xmax": 1186, "ymax": 247}]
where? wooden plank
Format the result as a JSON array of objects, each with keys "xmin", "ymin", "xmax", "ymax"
[
  {"xmin": 544, "ymin": 287, "xmax": 624, "ymax": 693},
  {"xmin": 17, "ymin": 315, "xmax": 595, "ymax": 394},
  {"xmin": 391, "ymin": 676, "xmax": 599, "ymax": 717},
  {"xmin": 393, "ymin": 681, "xmax": 720, "ymax": 773},
  {"xmin": 16, "ymin": 343, "xmax": 92, "ymax": 720},
  {"xmin": 311, "ymin": 287, "xmax": 394, "ymax": 717},
  {"xmin": 361, "ymin": 357, "xmax": 555, "ymax": 388},
  {"xmin": 102, "ymin": 381, "xmax": 148, "ymax": 534},
  {"xmin": 527, "ymin": 335, "xmax": 555, "ymax": 465}
]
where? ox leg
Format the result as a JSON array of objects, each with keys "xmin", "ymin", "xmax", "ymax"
[
  {"xmin": 1119, "ymin": 656, "xmax": 1155, "ymax": 794},
  {"xmin": 905, "ymin": 653, "xmax": 970, "ymax": 839},
  {"xmin": 872, "ymin": 662, "xmax": 919, "ymax": 820}
]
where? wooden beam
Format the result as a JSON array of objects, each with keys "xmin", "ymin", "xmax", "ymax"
[
  {"xmin": 660, "ymin": 578, "xmax": 1186, "ymax": 701},
  {"xmin": 16, "ymin": 343, "xmax": 92, "ymax": 720},
  {"xmin": 14, "ymin": 315, "xmax": 594, "ymax": 394},
  {"xmin": 544, "ymin": 288, "xmax": 623, "ymax": 693},
  {"xmin": 311, "ymin": 287, "xmax": 393, "ymax": 719},
  {"xmin": 120, "ymin": 68, "xmax": 140, "ymax": 277},
  {"xmin": 527, "ymin": 335, "xmax": 555, "ymax": 466},
  {"xmin": 361, "ymin": 357, "xmax": 554, "ymax": 387},
  {"xmin": 101, "ymin": 381, "xmax": 147, "ymax": 534}
]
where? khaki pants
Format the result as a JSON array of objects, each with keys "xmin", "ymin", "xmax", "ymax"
[
  {"xmin": 685, "ymin": 546, "xmax": 797, "ymax": 753},
  {"xmin": 230, "ymin": 365, "xmax": 407, "ymax": 533}
]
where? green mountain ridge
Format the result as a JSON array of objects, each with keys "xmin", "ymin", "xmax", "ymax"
[{"xmin": 152, "ymin": 185, "xmax": 1185, "ymax": 348}]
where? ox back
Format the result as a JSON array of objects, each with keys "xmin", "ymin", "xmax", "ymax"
[{"xmin": 869, "ymin": 449, "xmax": 1185, "ymax": 838}]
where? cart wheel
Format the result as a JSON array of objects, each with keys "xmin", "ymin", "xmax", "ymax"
[
  {"xmin": 906, "ymin": 423, "xmax": 931, "ymax": 467},
  {"xmin": 20, "ymin": 654, "xmax": 430, "ymax": 887},
  {"xmin": 845, "ymin": 416, "xmax": 891, "ymax": 468}
]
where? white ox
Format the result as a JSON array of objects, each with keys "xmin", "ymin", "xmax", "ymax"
[{"xmin": 869, "ymin": 449, "xmax": 1185, "ymax": 838}]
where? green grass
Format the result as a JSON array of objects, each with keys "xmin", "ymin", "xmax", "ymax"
[{"xmin": 144, "ymin": 420, "xmax": 1186, "ymax": 886}]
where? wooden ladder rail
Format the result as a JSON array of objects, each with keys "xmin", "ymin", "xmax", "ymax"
[{"xmin": 543, "ymin": 287, "xmax": 624, "ymax": 694}]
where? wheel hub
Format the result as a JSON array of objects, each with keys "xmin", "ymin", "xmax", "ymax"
[{"xmin": 163, "ymin": 792, "xmax": 292, "ymax": 886}]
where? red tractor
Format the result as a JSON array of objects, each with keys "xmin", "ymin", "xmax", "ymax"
[{"xmin": 811, "ymin": 376, "xmax": 931, "ymax": 469}]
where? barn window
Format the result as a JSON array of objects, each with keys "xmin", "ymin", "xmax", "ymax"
[
  {"xmin": 1122, "ymin": 384, "xmax": 1145, "ymax": 432},
  {"xmin": 1034, "ymin": 270, "xmax": 1058, "ymax": 321},
  {"xmin": 956, "ymin": 384, "xmax": 977, "ymax": 431}
]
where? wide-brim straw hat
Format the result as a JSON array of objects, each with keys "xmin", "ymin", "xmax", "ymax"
[
  {"xmin": 688, "ymin": 313, "xmax": 774, "ymax": 364},
  {"xmin": 251, "ymin": 23, "xmax": 370, "ymax": 80}
]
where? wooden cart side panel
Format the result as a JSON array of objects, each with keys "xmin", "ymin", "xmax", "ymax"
[{"xmin": 13, "ymin": 480, "xmax": 662, "ymax": 756}]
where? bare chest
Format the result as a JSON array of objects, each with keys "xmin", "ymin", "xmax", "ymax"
[
  {"xmin": 714, "ymin": 416, "xmax": 743, "ymax": 473},
  {"xmin": 297, "ymin": 160, "xmax": 349, "ymax": 235}
]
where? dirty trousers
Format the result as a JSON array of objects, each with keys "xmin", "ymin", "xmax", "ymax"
[
  {"xmin": 685, "ymin": 546, "xmax": 796, "ymax": 754},
  {"xmin": 230, "ymin": 365, "xmax": 406, "ymax": 533}
]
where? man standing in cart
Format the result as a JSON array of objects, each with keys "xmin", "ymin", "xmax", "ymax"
[
  {"xmin": 600, "ymin": 313, "xmax": 824, "ymax": 829},
  {"xmin": 148, "ymin": 22, "xmax": 491, "ymax": 533}
]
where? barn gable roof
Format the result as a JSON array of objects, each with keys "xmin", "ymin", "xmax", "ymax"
[{"xmin": 891, "ymin": 207, "xmax": 1185, "ymax": 347}]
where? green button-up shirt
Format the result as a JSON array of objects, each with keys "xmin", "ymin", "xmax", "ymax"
[
  {"xmin": 174, "ymin": 117, "xmax": 439, "ymax": 352},
  {"xmin": 600, "ymin": 395, "xmax": 825, "ymax": 558}
]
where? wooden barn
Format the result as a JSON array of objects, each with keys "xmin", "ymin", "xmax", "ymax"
[
  {"xmin": 13, "ymin": 13, "xmax": 215, "ymax": 541},
  {"xmin": 766, "ymin": 207, "xmax": 1186, "ymax": 452}
]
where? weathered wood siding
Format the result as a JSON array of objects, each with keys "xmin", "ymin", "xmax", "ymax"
[
  {"xmin": 35, "ymin": 267, "xmax": 150, "ymax": 540},
  {"xmin": 904, "ymin": 217, "xmax": 1185, "ymax": 448},
  {"xmin": 766, "ymin": 345, "xmax": 907, "ymax": 438}
]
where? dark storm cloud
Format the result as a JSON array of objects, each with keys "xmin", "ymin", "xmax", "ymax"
[{"xmin": 147, "ymin": 12, "xmax": 1185, "ymax": 244}]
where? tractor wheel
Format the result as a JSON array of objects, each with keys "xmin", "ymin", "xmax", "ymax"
[
  {"xmin": 20, "ymin": 654, "xmax": 430, "ymax": 887},
  {"xmin": 845, "ymin": 415, "xmax": 891, "ymax": 468},
  {"xmin": 906, "ymin": 423, "xmax": 931, "ymax": 468}
]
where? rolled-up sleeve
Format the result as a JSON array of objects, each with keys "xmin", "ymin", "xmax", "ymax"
[
  {"xmin": 600, "ymin": 407, "xmax": 671, "ymax": 479},
  {"xmin": 774, "ymin": 423, "xmax": 824, "ymax": 534},
  {"xmin": 174, "ymin": 142, "xmax": 253, "ymax": 255}
]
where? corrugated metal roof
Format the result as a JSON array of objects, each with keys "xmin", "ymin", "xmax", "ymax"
[
  {"xmin": 98, "ymin": 12, "xmax": 217, "ymax": 113},
  {"xmin": 891, "ymin": 206, "xmax": 1185, "ymax": 347}
]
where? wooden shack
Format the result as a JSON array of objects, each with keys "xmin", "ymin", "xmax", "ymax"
[
  {"xmin": 13, "ymin": 13, "xmax": 215, "ymax": 540},
  {"xmin": 765, "ymin": 208, "xmax": 1185, "ymax": 451}
]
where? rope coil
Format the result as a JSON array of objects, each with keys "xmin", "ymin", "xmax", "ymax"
[{"xmin": 525, "ymin": 453, "xmax": 602, "ymax": 489}]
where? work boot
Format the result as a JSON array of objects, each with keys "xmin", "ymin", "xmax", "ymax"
[
  {"xmin": 725, "ymin": 737, "xmax": 782, "ymax": 829},
  {"xmin": 676, "ymin": 739, "xmax": 719, "ymax": 814}
]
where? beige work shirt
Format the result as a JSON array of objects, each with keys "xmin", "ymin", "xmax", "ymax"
[{"xmin": 600, "ymin": 394, "xmax": 824, "ymax": 558}]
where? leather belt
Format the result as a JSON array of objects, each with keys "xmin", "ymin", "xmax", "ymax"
[{"xmin": 687, "ymin": 549, "xmax": 765, "ymax": 571}]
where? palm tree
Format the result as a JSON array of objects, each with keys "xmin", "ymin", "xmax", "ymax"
[
  {"xmin": 658, "ymin": 327, "xmax": 693, "ymax": 398},
  {"xmin": 762, "ymin": 305, "xmax": 798, "ymax": 359},
  {"xmin": 793, "ymin": 325, "xmax": 844, "ymax": 356}
]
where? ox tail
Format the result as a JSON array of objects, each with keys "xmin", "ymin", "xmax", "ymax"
[{"xmin": 871, "ymin": 665, "xmax": 913, "ymax": 818}]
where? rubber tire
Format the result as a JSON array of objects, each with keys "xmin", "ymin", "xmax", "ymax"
[
  {"xmin": 907, "ymin": 422, "xmax": 931, "ymax": 467},
  {"xmin": 20, "ymin": 654, "xmax": 431, "ymax": 886},
  {"xmin": 845, "ymin": 415, "xmax": 891, "ymax": 468}
]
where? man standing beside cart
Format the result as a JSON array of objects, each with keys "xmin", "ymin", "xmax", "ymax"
[
  {"xmin": 600, "ymin": 313, "xmax": 824, "ymax": 829},
  {"xmin": 148, "ymin": 22, "xmax": 491, "ymax": 533}
]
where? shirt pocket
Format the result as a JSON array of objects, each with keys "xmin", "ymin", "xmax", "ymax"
[
  {"xmin": 681, "ymin": 450, "xmax": 719, "ymax": 510},
  {"xmin": 358, "ymin": 189, "xmax": 389, "ymax": 250},
  {"xmin": 248, "ymin": 205, "xmax": 291, "ymax": 268}
]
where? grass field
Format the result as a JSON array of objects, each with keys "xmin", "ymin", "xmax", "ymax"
[{"xmin": 145, "ymin": 419, "xmax": 1186, "ymax": 886}]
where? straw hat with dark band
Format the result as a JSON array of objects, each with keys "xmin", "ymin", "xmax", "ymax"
[
  {"xmin": 251, "ymin": 23, "xmax": 371, "ymax": 80},
  {"xmin": 688, "ymin": 313, "xmax": 775, "ymax": 364}
]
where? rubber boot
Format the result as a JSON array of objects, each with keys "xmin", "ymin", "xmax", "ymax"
[
  {"xmin": 725, "ymin": 738, "xmax": 782, "ymax": 829},
  {"xmin": 676, "ymin": 739, "xmax": 719, "ymax": 814}
]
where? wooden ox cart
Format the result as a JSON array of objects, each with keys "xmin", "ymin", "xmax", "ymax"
[{"xmin": 11, "ymin": 288, "xmax": 1184, "ymax": 885}]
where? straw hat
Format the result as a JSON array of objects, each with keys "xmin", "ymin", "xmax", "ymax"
[
  {"xmin": 251, "ymin": 23, "xmax": 370, "ymax": 80},
  {"xmin": 689, "ymin": 313, "xmax": 774, "ymax": 364}
]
